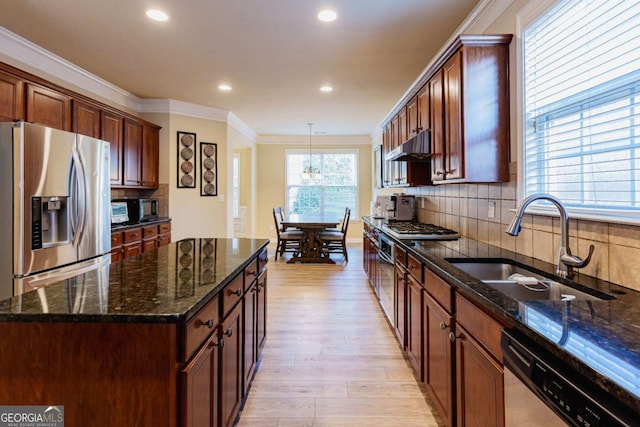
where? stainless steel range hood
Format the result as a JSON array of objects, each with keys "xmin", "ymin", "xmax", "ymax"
[{"xmin": 386, "ymin": 130, "xmax": 431, "ymax": 162}]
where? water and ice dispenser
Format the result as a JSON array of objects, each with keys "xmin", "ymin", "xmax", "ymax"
[{"xmin": 32, "ymin": 196, "xmax": 70, "ymax": 249}]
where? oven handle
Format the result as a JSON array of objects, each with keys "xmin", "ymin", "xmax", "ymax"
[{"xmin": 378, "ymin": 250, "xmax": 394, "ymax": 264}]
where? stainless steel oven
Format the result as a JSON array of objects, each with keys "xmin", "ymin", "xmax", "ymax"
[{"xmin": 378, "ymin": 232, "xmax": 395, "ymax": 323}]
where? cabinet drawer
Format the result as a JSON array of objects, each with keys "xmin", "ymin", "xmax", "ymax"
[
  {"xmin": 143, "ymin": 225, "xmax": 158, "ymax": 239},
  {"xmin": 111, "ymin": 232, "xmax": 123, "ymax": 246},
  {"xmin": 455, "ymin": 293, "xmax": 505, "ymax": 360},
  {"xmin": 407, "ymin": 253, "xmax": 423, "ymax": 283},
  {"xmin": 222, "ymin": 273, "xmax": 244, "ymax": 317},
  {"xmin": 159, "ymin": 222, "xmax": 171, "ymax": 234},
  {"xmin": 184, "ymin": 296, "xmax": 219, "ymax": 361},
  {"xmin": 424, "ymin": 268, "xmax": 452, "ymax": 312},
  {"xmin": 123, "ymin": 241, "xmax": 142, "ymax": 258},
  {"xmin": 258, "ymin": 248, "xmax": 268, "ymax": 273},
  {"xmin": 395, "ymin": 245, "xmax": 407, "ymax": 266},
  {"xmin": 124, "ymin": 228, "xmax": 142, "ymax": 243},
  {"xmin": 244, "ymin": 259, "xmax": 258, "ymax": 290}
]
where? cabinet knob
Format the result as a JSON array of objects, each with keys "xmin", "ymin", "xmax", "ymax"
[
  {"xmin": 207, "ymin": 338, "xmax": 222, "ymax": 349},
  {"xmin": 229, "ymin": 288, "xmax": 242, "ymax": 297},
  {"xmin": 224, "ymin": 327, "xmax": 233, "ymax": 337},
  {"xmin": 436, "ymin": 170, "xmax": 444, "ymax": 176},
  {"xmin": 439, "ymin": 322, "xmax": 449, "ymax": 330},
  {"xmin": 198, "ymin": 318, "xmax": 215, "ymax": 329},
  {"xmin": 449, "ymin": 332, "xmax": 457, "ymax": 342}
]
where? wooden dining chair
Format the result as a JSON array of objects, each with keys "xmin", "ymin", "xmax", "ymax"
[
  {"xmin": 319, "ymin": 207, "xmax": 351, "ymax": 262},
  {"xmin": 273, "ymin": 207, "xmax": 304, "ymax": 260}
]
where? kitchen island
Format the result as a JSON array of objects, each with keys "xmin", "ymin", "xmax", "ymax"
[{"xmin": 0, "ymin": 237, "xmax": 269, "ymax": 427}]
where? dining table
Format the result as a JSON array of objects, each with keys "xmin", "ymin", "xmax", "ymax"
[{"xmin": 280, "ymin": 214, "xmax": 340, "ymax": 264}]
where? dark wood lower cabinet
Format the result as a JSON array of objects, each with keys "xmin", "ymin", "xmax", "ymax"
[
  {"xmin": 182, "ymin": 329, "xmax": 221, "ymax": 427},
  {"xmin": 394, "ymin": 264, "xmax": 407, "ymax": 347},
  {"xmin": 256, "ymin": 270, "xmax": 267, "ymax": 353},
  {"xmin": 220, "ymin": 302, "xmax": 243, "ymax": 427},
  {"xmin": 406, "ymin": 274, "xmax": 423, "ymax": 379},
  {"xmin": 243, "ymin": 281, "xmax": 258, "ymax": 395},
  {"xmin": 424, "ymin": 292, "xmax": 454, "ymax": 427},
  {"xmin": 455, "ymin": 324, "xmax": 504, "ymax": 427}
]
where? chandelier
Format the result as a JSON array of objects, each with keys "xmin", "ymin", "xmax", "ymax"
[{"xmin": 302, "ymin": 122, "xmax": 321, "ymax": 180}]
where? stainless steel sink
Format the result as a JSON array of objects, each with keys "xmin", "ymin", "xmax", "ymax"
[{"xmin": 445, "ymin": 258, "xmax": 614, "ymax": 302}]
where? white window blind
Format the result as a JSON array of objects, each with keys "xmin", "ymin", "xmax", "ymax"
[
  {"xmin": 285, "ymin": 150, "xmax": 358, "ymax": 218},
  {"xmin": 523, "ymin": 0, "xmax": 640, "ymax": 219}
]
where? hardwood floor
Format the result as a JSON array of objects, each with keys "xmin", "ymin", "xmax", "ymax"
[{"xmin": 236, "ymin": 241, "xmax": 441, "ymax": 426}]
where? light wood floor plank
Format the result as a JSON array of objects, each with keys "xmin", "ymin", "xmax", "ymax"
[{"xmin": 236, "ymin": 241, "xmax": 440, "ymax": 425}]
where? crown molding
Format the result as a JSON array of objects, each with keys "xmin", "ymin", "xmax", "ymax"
[
  {"xmin": 0, "ymin": 26, "xmax": 141, "ymax": 111},
  {"xmin": 258, "ymin": 134, "xmax": 371, "ymax": 145},
  {"xmin": 139, "ymin": 98, "xmax": 229, "ymax": 122},
  {"xmin": 228, "ymin": 112, "xmax": 258, "ymax": 142}
]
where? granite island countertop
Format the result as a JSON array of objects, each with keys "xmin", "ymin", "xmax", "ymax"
[
  {"xmin": 0, "ymin": 237, "xmax": 269, "ymax": 324},
  {"xmin": 364, "ymin": 216, "xmax": 640, "ymax": 416}
]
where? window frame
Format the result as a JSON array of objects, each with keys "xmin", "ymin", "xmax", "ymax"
[
  {"xmin": 516, "ymin": 0, "xmax": 640, "ymax": 225},
  {"xmin": 284, "ymin": 148, "xmax": 359, "ymax": 218}
]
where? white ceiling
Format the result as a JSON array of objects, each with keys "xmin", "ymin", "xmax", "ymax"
[{"xmin": 0, "ymin": 0, "xmax": 480, "ymax": 136}]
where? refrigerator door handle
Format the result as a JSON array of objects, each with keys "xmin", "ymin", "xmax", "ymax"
[{"xmin": 71, "ymin": 147, "xmax": 88, "ymax": 247}]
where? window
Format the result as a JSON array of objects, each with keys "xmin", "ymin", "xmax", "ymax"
[
  {"xmin": 523, "ymin": 0, "xmax": 640, "ymax": 220},
  {"xmin": 285, "ymin": 149, "xmax": 358, "ymax": 218}
]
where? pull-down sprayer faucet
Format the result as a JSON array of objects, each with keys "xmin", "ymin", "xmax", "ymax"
[{"xmin": 506, "ymin": 193, "xmax": 594, "ymax": 279}]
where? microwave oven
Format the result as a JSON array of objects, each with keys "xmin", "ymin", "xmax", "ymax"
[{"xmin": 112, "ymin": 198, "xmax": 159, "ymax": 223}]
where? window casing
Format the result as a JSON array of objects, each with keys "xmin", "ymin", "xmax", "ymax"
[
  {"xmin": 522, "ymin": 0, "xmax": 640, "ymax": 222},
  {"xmin": 285, "ymin": 149, "xmax": 358, "ymax": 218}
]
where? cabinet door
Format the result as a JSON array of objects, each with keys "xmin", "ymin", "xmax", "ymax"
[
  {"xmin": 424, "ymin": 293, "xmax": 454, "ymax": 427},
  {"xmin": 0, "ymin": 69, "xmax": 24, "ymax": 121},
  {"xmin": 394, "ymin": 265, "xmax": 406, "ymax": 347},
  {"xmin": 181, "ymin": 331, "xmax": 220, "ymax": 427},
  {"xmin": 390, "ymin": 114, "xmax": 399, "ymax": 149},
  {"xmin": 398, "ymin": 106, "xmax": 408, "ymax": 144},
  {"xmin": 417, "ymin": 84, "xmax": 430, "ymax": 132},
  {"xmin": 220, "ymin": 302, "xmax": 243, "ymax": 427},
  {"xmin": 407, "ymin": 95, "xmax": 419, "ymax": 139},
  {"xmin": 123, "ymin": 241, "xmax": 142, "ymax": 259},
  {"xmin": 406, "ymin": 275, "xmax": 423, "ymax": 380},
  {"xmin": 123, "ymin": 118, "xmax": 143, "ymax": 187},
  {"xmin": 143, "ymin": 238, "xmax": 158, "ymax": 253},
  {"xmin": 73, "ymin": 100, "xmax": 100, "ymax": 137},
  {"xmin": 26, "ymin": 83, "xmax": 71, "ymax": 130},
  {"xmin": 256, "ymin": 270, "xmax": 267, "ymax": 353},
  {"xmin": 101, "ymin": 111, "xmax": 124, "ymax": 185},
  {"xmin": 455, "ymin": 324, "xmax": 504, "ymax": 427},
  {"xmin": 430, "ymin": 70, "xmax": 445, "ymax": 182},
  {"xmin": 243, "ymin": 281, "xmax": 257, "ymax": 397},
  {"xmin": 141, "ymin": 124, "xmax": 159, "ymax": 188},
  {"xmin": 443, "ymin": 51, "xmax": 463, "ymax": 181}
]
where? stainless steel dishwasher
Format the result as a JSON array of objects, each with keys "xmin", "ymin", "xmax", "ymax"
[{"xmin": 502, "ymin": 329, "xmax": 636, "ymax": 426}]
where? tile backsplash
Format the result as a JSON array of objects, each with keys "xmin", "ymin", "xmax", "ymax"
[{"xmin": 403, "ymin": 163, "xmax": 640, "ymax": 292}]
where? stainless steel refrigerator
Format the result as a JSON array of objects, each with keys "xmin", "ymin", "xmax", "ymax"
[{"xmin": 0, "ymin": 121, "xmax": 111, "ymax": 300}]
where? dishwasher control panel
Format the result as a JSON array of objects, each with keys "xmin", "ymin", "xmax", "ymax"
[{"xmin": 502, "ymin": 329, "xmax": 636, "ymax": 426}]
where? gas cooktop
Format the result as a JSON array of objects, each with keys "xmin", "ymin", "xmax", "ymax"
[{"xmin": 381, "ymin": 221, "xmax": 460, "ymax": 240}]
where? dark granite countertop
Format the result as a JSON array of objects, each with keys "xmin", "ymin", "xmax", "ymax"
[
  {"xmin": 363, "ymin": 216, "xmax": 640, "ymax": 415},
  {"xmin": 0, "ymin": 238, "xmax": 269, "ymax": 324},
  {"xmin": 110, "ymin": 217, "xmax": 171, "ymax": 232}
]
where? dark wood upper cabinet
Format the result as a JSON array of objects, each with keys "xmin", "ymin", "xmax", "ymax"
[
  {"xmin": 123, "ymin": 118, "xmax": 143, "ymax": 187},
  {"xmin": 383, "ymin": 34, "xmax": 512, "ymax": 186},
  {"xmin": 0, "ymin": 69, "xmax": 24, "ymax": 122},
  {"xmin": 26, "ymin": 83, "xmax": 71, "ymax": 131},
  {"xmin": 142, "ymin": 124, "xmax": 159, "ymax": 188},
  {"xmin": 101, "ymin": 111, "xmax": 124, "ymax": 185},
  {"xmin": 73, "ymin": 99, "xmax": 101, "ymax": 137}
]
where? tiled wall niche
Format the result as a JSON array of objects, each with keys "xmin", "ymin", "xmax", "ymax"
[
  {"xmin": 111, "ymin": 183, "xmax": 169, "ymax": 218},
  {"xmin": 404, "ymin": 163, "xmax": 640, "ymax": 292}
]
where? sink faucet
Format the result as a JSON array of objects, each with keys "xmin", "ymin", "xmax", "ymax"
[{"xmin": 506, "ymin": 193, "xmax": 594, "ymax": 279}]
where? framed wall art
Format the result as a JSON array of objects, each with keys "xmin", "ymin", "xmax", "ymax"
[
  {"xmin": 177, "ymin": 131, "xmax": 197, "ymax": 188},
  {"xmin": 200, "ymin": 142, "xmax": 218, "ymax": 196}
]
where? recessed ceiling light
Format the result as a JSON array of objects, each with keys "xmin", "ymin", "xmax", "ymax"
[
  {"xmin": 146, "ymin": 9, "xmax": 169, "ymax": 22},
  {"xmin": 317, "ymin": 10, "xmax": 337, "ymax": 22},
  {"xmin": 218, "ymin": 84, "xmax": 232, "ymax": 92},
  {"xmin": 320, "ymin": 85, "xmax": 333, "ymax": 93}
]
